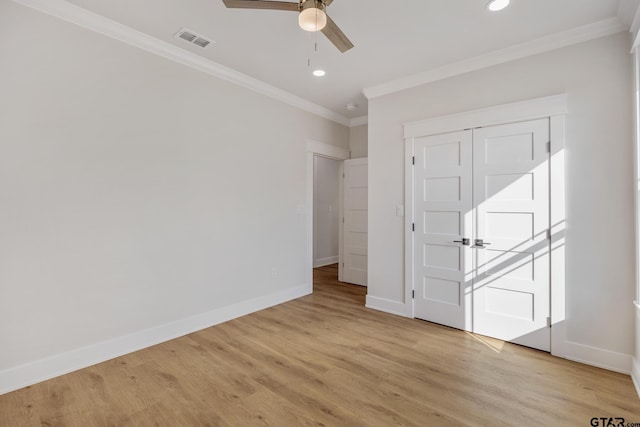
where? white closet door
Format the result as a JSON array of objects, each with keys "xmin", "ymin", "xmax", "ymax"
[
  {"xmin": 413, "ymin": 131, "xmax": 473, "ymax": 330},
  {"xmin": 343, "ymin": 158, "xmax": 368, "ymax": 286},
  {"xmin": 412, "ymin": 118, "xmax": 552, "ymax": 352},
  {"xmin": 472, "ymin": 119, "xmax": 550, "ymax": 351}
]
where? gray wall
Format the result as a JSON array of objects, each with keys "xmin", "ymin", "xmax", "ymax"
[
  {"xmin": 0, "ymin": 1, "xmax": 348, "ymax": 374},
  {"xmin": 349, "ymin": 124, "xmax": 368, "ymax": 159},
  {"xmin": 368, "ymin": 33, "xmax": 635, "ymax": 357}
]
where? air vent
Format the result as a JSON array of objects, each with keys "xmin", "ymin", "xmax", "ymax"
[
  {"xmin": 178, "ymin": 31, "xmax": 197, "ymax": 43},
  {"xmin": 193, "ymin": 38, "xmax": 210, "ymax": 48},
  {"xmin": 174, "ymin": 27, "xmax": 214, "ymax": 48}
]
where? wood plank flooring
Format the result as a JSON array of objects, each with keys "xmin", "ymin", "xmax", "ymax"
[{"xmin": 1, "ymin": 264, "xmax": 639, "ymax": 426}]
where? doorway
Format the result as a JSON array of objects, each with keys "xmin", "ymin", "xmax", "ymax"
[
  {"xmin": 313, "ymin": 155, "xmax": 341, "ymax": 269},
  {"xmin": 305, "ymin": 141, "xmax": 349, "ymax": 290}
]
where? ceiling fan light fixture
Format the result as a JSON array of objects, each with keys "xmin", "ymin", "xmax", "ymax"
[
  {"xmin": 299, "ymin": 1, "xmax": 327, "ymax": 32},
  {"xmin": 486, "ymin": 0, "xmax": 510, "ymax": 12}
]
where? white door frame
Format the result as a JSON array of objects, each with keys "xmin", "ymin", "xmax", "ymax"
[
  {"xmin": 306, "ymin": 140, "xmax": 350, "ymax": 290},
  {"xmin": 403, "ymin": 94, "xmax": 568, "ymax": 358}
]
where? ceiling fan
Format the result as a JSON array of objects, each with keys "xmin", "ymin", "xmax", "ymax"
[{"xmin": 222, "ymin": 0, "xmax": 354, "ymax": 53}]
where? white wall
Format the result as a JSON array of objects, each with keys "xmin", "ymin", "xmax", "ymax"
[
  {"xmin": 313, "ymin": 156, "xmax": 340, "ymax": 267},
  {"xmin": 633, "ymin": 17, "xmax": 640, "ymax": 394},
  {"xmin": 0, "ymin": 1, "xmax": 348, "ymax": 390},
  {"xmin": 349, "ymin": 124, "xmax": 368, "ymax": 159},
  {"xmin": 368, "ymin": 33, "xmax": 635, "ymax": 363}
]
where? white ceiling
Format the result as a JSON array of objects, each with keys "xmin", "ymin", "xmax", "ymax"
[{"xmin": 63, "ymin": 0, "xmax": 635, "ymax": 121}]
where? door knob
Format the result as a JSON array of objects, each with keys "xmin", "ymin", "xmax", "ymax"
[
  {"xmin": 453, "ymin": 238, "xmax": 470, "ymax": 246},
  {"xmin": 475, "ymin": 238, "xmax": 491, "ymax": 248}
]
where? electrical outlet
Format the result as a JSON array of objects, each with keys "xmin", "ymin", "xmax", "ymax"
[{"xmin": 271, "ymin": 267, "xmax": 277, "ymax": 278}]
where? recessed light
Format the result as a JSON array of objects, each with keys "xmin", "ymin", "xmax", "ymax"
[
  {"xmin": 486, "ymin": 0, "xmax": 510, "ymax": 12},
  {"xmin": 313, "ymin": 69, "xmax": 326, "ymax": 77},
  {"xmin": 346, "ymin": 103, "xmax": 358, "ymax": 111}
]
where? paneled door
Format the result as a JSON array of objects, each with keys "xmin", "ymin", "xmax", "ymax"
[
  {"xmin": 413, "ymin": 130, "xmax": 473, "ymax": 330},
  {"xmin": 472, "ymin": 119, "xmax": 550, "ymax": 351},
  {"xmin": 412, "ymin": 118, "xmax": 551, "ymax": 351},
  {"xmin": 343, "ymin": 158, "xmax": 368, "ymax": 286}
]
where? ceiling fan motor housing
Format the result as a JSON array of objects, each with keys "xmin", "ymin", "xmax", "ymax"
[{"xmin": 300, "ymin": 0, "xmax": 326, "ymax": 10}]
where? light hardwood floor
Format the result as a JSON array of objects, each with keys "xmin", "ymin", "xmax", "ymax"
[{"xmin": 1, "ymin": 264, "xmax": 639, "ymax": 426}]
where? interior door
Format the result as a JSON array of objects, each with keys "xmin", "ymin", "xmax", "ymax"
[
  {"xmin": 472, "ymin": 119, "xmax": 550, "ymax": 351},
  {"xmin": 413, "ymin": 131, "xmax": 473, "ymax": 330},
  {"xmin": 342, "ymin": 158, "xmax": 368, "ymax": 286}
]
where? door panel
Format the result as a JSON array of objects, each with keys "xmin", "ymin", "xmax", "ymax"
[
  {"xmin": 414, "ymin": 131, "xmax": 473, "ymax": 330},
  {"xmin": 472, "ymin": 119, "xmax": 550, "ymax": 351},
  {"xmin": 343, "ymin": 158, "xmax": 368, "ymax": 286}
]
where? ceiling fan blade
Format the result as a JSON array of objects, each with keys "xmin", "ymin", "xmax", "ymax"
[
  {"xmin": 324, "ymin": 0, "xmax": 334, "ymax": 5},
  {"xmin": 222, "ymin": 0, "xmax": 299, "ymax": 11},
  {"xmin": 321, "ymin": 15, "xmax": 354, "ymax": 53}
]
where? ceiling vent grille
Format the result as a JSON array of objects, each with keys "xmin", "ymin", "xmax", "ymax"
[
  {"xmin": 174, "ymin": 27, "xmax": 214, "ymax": 48},
  {"xmin": 193, "ymin": 38, "xmax": 211, "ymax": 48}
]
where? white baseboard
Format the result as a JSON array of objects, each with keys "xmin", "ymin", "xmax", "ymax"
[
  {"xmin": 632, "ymin": 357, "xmax": 640, "ymax": 398},
  {"xmin": 563, "ymin": 341, "xmax": 633, "ymax": 374},
  {"xmin": 0, "ymin": 283, "xmax": 311, "ymax": 396},
  {"xmin": 313, "ymin": 256, "xmax": 338, "ymax": 268},
  {"xmin": 365, "ymin": 295, "xmax": 410, "ymax": 318}
]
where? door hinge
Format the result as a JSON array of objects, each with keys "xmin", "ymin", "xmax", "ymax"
[
  {"xmin": 412, "ymin": 156, "xmax": 415, "ymax": 165},
  {"xmin": 412, "ymin": 223, "xmax": 415, "ymax": 232},
  {"xmin": 547, "ymin": 317, "xmax": 551, "ymax": 328},
  {"xmin": 546, "ymin": 141, "xmax": 551, "ymax": 153},
  {"xmin": 342, "ymin": 217, "xmax": 345, "ymax": 223},
  {"xmin": 412, "ymin": 290, "xmax": 415, "ymax": 299}
]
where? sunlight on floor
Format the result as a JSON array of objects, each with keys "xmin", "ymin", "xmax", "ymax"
[{"xmin": 465, "ymin": 331, "xmax": 506, "ymax": 353}]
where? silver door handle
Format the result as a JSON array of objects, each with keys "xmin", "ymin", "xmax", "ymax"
[
  {"xmin": 475, "ymin": 239, "xmax": 492, "ymax": 248},
  {"xmin": 453, "ymin": 238, "xmax": 470, "ymax": 246}
]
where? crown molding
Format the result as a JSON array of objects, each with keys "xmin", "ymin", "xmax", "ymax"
[
  {"xmin": 349, "ymin": 115, "xmax": 368, "ymax": 127},
  {"xmin": 11, "ymin": 0, "xmax": 352, "ymax": 127},
  {"xmin": 363, "ymin": 17, "xmax": 627, "ymax": 100}
]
